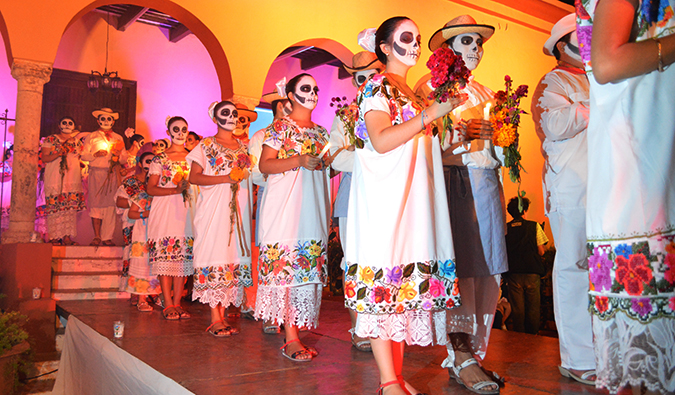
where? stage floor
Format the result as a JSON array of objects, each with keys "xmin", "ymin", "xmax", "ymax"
[{"xmin": 56, "ymin": 296, "xmax": 628, "ymax": 395}]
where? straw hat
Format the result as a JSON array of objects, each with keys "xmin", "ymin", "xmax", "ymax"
[
  {"xmin": 235, "ymin": 103, "xmax": 258, "ymax": 122},
  {"xmin": 92, "ymin": 107, "xmax": 119, "ymax": 120},
  {"xmin": 428, "ymin": 15, "xmax": 495, "ymax": 51},
  {"xmin": 543, "ymin": 13, "xmax": 576, "ymax": 56},
  {"xmin": 344, "ymin": 51, "xmax": 384, "ymax": 74},
  {"xmin": 262, "ymin": 91, "xmax": 285, "ymax": 104}
]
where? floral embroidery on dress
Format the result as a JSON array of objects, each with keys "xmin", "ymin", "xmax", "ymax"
[
  {"xmin": 126, "ymin": 275, "xmax": 160, "ymax": 295},
  {"xmin": 151, "ymin": 153, "xmax": 190, "ymax": 188},
  {"xmin": 588, "ymin": 235, "xmax": 675, "ymax": 322},
  {"xmin": 148, "ymin": 236, "xmax": 194, "ymax": 264},
  {"xmin": 344, "ymin": 259, "xmax": 461, "ymax": 314},
  {"xmin": 200, "ymin": 137, "xmax": 249, "ymax": 175},
  {"xmin": 41, "ymin": 192, "xmax": 86, "ymax": 216},
  {"xmin": 193, "ymin": 263, "xmax": 253, "ymax": 290},
  {"xmin": 262, "ymin": 117, "xmax": 328, "ymax": 171},
  {"xmin": 354, "ymin": 74, "xmax": 424, "ymax": 142},
  {"xmin": 258, "ymin": 240, "xmax": 327, "ymax": 287}
]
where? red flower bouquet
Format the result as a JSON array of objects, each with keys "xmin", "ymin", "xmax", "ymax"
[{"xmin": 426, "ymin": 47, "xmax": 472, "ymax": 142}]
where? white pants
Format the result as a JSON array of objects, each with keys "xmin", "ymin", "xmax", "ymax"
[
  {"xmin": 442, "ymin": 274, "xmax": 500, "ymax": 368},
  {"xmin": 548, "ymin": 209, "xmax": 596, "ymax": 370},
  {"xmin": 339, "ymin": 216, "xmax": 347, "ymax": 271},
  {"xmin": 89, "ymin": 207, "xmax": 117, "ymax": 241}
]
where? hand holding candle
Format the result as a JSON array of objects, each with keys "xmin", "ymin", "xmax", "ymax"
[{"xmin": 483, "ymin": 102, "xmax": 492, "ymax": 121}]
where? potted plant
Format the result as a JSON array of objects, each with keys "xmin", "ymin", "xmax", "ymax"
[{"xmin": 0, "ymin": 296, "xmax": 30, "ymax": 394}]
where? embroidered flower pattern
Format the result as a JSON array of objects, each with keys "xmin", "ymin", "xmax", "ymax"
[
  {"xmin": 258, "ymin": 240, "xmax": 327, "ymax": 287},
  {"xmin": 344, "ymin": 260, "xmax": 461, "ymax": 314},
  {"xmin": 587, "ymin": 236, "xmax": 675, "ymax": 323},
  {"xmin": 192, "ymin": 263, "xmax": 253, "ymax": 293},
  {"xmin": 41, "ymin": 191, "xmax": 86, "ymax": 216},
  {"xmin": 262, "ymin": 118, "xmax": 328, "ymax": 172},
  {"xmin": 148, "ymin": 236, "xmax": 194, "ymax": 264}
]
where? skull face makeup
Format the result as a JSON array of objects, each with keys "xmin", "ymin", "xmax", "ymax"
[
  {"xmin": 167, "ymin": 120, "xmax": 188, "ymax": 145},
  {"xmin": 563, "ymin": 30, "xmax": 582, "ymax": 63},
  {"xmin": 353, "ymin": 69, "xmax": 377, "ymax": 87},
  {"xmin": 391, "ymin": 20, "xmax": 421, "ymax": 67},
  {"xmin": 97, "ymin": 115, "xmax": 115, "ymax": 131},
  {"xmin": 59, "ymin": 118, "xmax": 75, "ymax": 134},
  {"xmin": 140, "ymin": 153, "xmax": 154, "ymax": 174},
  {"xmin": 451, "ymin": 33, "xmax": 484, "ymax": 71},
  {"xmin": 215, "ymin": 105, "xmax": 238, "ymax": 131},
  {"xmin": 292, "ymin": 76, "xmax": 319, "ymax": 110}
]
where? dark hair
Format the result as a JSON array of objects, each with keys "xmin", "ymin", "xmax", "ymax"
[
  {"xmin": 167, "ymin": 116, "xmax": 187, "ymax": 130},
  {"xmin": 552, "ymin": 32, "xmax": 572, "ymax": 61},
  {"xmin": 375, "ymin": 16, "xmax": 411, "ymax": 64},
  {"xmin": 507, "ymin": 197, "xmax": 530, "ymax": 219},
  {"xmin": 212, "ymin": 100, "xmax": 236, "ymax": 118},
  {"xmin": 129, "ymin": 134, "xmax": 145, "ymax": 145},
  {"xmin": 285, "ymin": 73, "xmax": 312, "ymax": 100},
  {"xmin": 59, "ymin": 115, "xmax": 75, "ymax": 124},
  {"xmin": 135, "ymin": 143, "xmax": 155, "ymax": 174},
  {"xmin": 187, "ymin": 131, "xmax": 201, "ymax": 141},
  {"xmin": 271, "ymin": 99, "xmax": 289, "ymax": 118}
]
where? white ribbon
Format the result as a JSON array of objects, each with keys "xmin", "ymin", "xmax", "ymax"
[
  {"xmin": 164, "ymin": 116, "xmax": 173, "ymax": 128},
  {"xmin": 275, "ymin": 77, "xmax": 287, "ymax": 97},
  {"xmin": 358, "ymin": 28, "xmax": 377, "ymax": 53},
  {"xmin": 207, "ymin": 101, "xmax": 219, "ymax": 120}
]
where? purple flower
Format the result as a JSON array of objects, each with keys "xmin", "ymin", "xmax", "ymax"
[
  {"xmin": 355, "ymin": 122, "xmax": 369, "ymax": 140},
  {"xmin": 631, "ymin": 298, "xmax": 652, "ymax": 317},
  {"xmin": 577, "ymin": 25, "xmax": 593, "ymax": 65},
  {"xmin": 401, "ymin": 107, "xmax": 415, "ymax": 122},
  {"xmin": 421, "ymin": 300, "xmax": 433, "ymax": 310},
  {"xmin": 589, "ymin": 247, "xmax": 613, "ymax": 292},
  {"xmin": 385, "ymin": 266, "xmax": 403, "ymax": 286}
]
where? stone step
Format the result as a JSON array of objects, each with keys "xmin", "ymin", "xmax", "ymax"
[
  {"xmin": 51, "ymin": 245, "xmax": 123, "ymax": 259},
  {"xmin": 52, "ymin": 258, "xmax": 124, "ymax": 273},
  {"xmin": 52, "ymin": 272, "xmax": 122, "ymax": 290},
  {"xmin": 52, "ymin": 288, "xmax": 130, "ymax": 301}
]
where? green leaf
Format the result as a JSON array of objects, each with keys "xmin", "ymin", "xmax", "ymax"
[
  {"xmin": 346, "ymin": 264, "xmax": 358, "ymax": 276},
  {"xmin": 417, "ymin": 262, "xmax": 431, "ymax": 275},
  {"xmin": 403, "ymin": 263, "xmax": 415, "ymax": 277},
  {"xmin": 374, "ymin": 269, "xmax": 383, "ymax": 281},
  {"xmin": 420, "ymin": 279, "xmax": 430, "ymax": 294},
  {"xmin": 356, "ymin": 287, "xmax": 367, "ymax": 300}
]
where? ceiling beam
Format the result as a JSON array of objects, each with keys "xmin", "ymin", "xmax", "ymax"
[
  {"xmin": 115, "ymin": 6, "xmax": 149, "ymax": 32},
  {"xmin": 169, "ymin": 24, "xmax": 191, "ymax": 43}
]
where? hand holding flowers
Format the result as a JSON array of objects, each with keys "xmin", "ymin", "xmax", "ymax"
[{"xmin": 330, "ymin": 96, "xmax": 362, "ymax": 149}]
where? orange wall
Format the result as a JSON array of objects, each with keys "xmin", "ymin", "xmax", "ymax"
[{"xmin": 0, "ymin": 0, "xmax": 572, "ymax": 240}]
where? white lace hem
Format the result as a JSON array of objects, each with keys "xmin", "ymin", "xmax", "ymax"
[
  {"xmin": 46, "ymin": 210, "xmax": 77, "ymax": 239},
  {"xmin": 193, "ymin": 285, "xmax": 245, "ymax": 309},
  {"xmin": 593, "ymin": 313, "xmax": 675, "ymax": 394},
  {"xmin": 254, "ymin": 284, "xmax": 322, "ymax": 329},
  {"xmin": 354, "ymin": 310, "xmax": 448, "ymax": 347}
]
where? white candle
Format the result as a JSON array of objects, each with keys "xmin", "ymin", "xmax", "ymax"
[
  {"xmin": 318, "ymin": 142, "xmax": 332, "ymax": 159},
  {"xmin": 483, "ymin": 103, "xmax": 492, "ymax": 120}
]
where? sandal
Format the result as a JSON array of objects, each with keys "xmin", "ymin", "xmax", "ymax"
[
  {"xmin": 137, "ymin": 300, "xmax": 153, "ymax": 312},
  {"xmin": 280, "ymin": 338, "xmax": 312, "ymax": 362},
  {"xmin": 206, "ymin": 320, "xmax": 233, "ymax": 337},
  {"xmin": 377, "ymin": 380, "xmax": 401, "ymax": 395},
  {"xmin": 102, "ymin": 239, "xmax": 116, "ymax": 246},
  {"xmin": 396, "ymin": 375, "xmax": 428, "ymax": 395},
  {"xmin": 351, "ymin": 332, "xmax": 372, "ymax": 352},
  {"xmin": 89, "ymin": 237, "xmax": 101, "ymax": 246},
  {"xmin": 174, "ymin": 305, "xmax": 191, "ymax": 319},
  {"xmin": 450, "ymin": 358, "xmax": 500, "ymax": 394},
  {"xmin": 558, "ymin": 366, "xmax": 596, "ymax": 386},
  {"xmin": 283, "ymin": 338, "xmax": 317, "ymax": 357},
  {"xmin": 263, "ymin": 320, "xmax": 281, "ymax": 334},
  {"xmin": 50, "ymin": 239, "xmax": 63, "ymax": 246},
  {"xmin": 162, "ymin": 305, "xmax": 180, "ymax": 320}
]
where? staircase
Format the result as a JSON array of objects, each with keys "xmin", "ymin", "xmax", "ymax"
[{"xmin": 51, "ymin": 246, "xmax": 129, "ymax": 301}]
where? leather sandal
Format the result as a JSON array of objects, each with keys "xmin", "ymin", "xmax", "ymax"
[
  {"xmin": 89, "ymin": 237, "xmax": 101, "ymax": 246},
  {"xmin": 137, "ymin": 300, "xmax": 153, "ymax": 312},
  {"xmin": 558, "ymin": 366, "xmax": 596, "ymax": 386},
  {"xmin": 174, "ymin": 305, "xmax": 191, "ymax": 319},
  {"xmin": 377, "ymin": 380, "xmax": 401, "ymax": 395},
  {"xmin": 162, "ymin": 305, "xmax": 180, "ymax": 320},
  {"xmin": 397, "ymin": 375, "xmax": 428, "ymax": 395},
  {"xmin": 280, "ymin": 338, "xmax": 312, "ymax": 362},
  {"xmin": 206, "ymin": 320, "xmax": 233, "ymax": 337},
  {"xmin": 351, "ymin": 332, "xmax": 372, "ymax": 352},
  {"xmin": 450, "ymin": 358, "xmax": 500, "ymax": 394}
]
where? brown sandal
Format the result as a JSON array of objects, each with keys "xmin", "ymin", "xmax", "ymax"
[
  {"xmin": 162, "ymin": 305, "xmax": 179, "ymax": 320},
  {"xmin": 89, "ymin": 237, "xmax": 101, "ymax": 246},
  {"xmin": 174, "ymin": 305, "xmax": 191, "ymax": 319}
]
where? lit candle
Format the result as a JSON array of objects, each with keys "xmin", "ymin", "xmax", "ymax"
[
  {"xmin": 483, "ymin": 103, "xmax": 492, "ymax": 121},
  {"xmin": 318, "ymin": 142, "xmax": 332, "ymax": 159}
]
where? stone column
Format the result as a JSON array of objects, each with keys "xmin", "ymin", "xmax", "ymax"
[{"xmin": 1, "ymin": 59, "xmax": 52, "ymax": 244}]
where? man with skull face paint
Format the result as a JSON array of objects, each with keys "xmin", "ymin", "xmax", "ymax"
[
  {"xmin": 421, "ymin": 15, "xmax": 507, "ymax": 394},
  {"xmin": 232, "ymin": 103, "xmax": 258, "ymax": 143},
  {"xmin": 531, "ymin": 14, "xmax": 595, "ymax": 386},
  {"xmin": 40, "ymin": 116, "xmax": 86, "ymax": 245},
  {"xmin": 81, "ymin": 108, "xmax": 130, "ymax": 246},
  {"xmin": 257, "ymin": 73, "xmax": 330, "ymax": 362},
  {"xmin": 330, "ymin": 50, "xmax": 384, "ymax": 352}
]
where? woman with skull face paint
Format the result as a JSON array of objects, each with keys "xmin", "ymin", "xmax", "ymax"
[
  {"xmin": 186, "ymin": 101, "xmax": 253, "ymax": 337},
  {"xmin": 256, "ymin": 73, "xmax": 330, "ymax": 362},
  {"xmin": 344, "ymin": 17, "xmax": 466, "ymax": 395},
  {"xmin": 147, "ymin": 116, "xmax": 195, "ymax": 321},
  {"xmin": 40, "ymin": 116, "xmax": 86, "ymax": 245},
  {"xmin": 116, "ymin": 146, "xmax": 161, "ymax": 310}
]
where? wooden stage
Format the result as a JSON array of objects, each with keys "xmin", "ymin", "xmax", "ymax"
[{"xmin": 55, "ymin": 295, "xmax": 628, "ymax": 395}]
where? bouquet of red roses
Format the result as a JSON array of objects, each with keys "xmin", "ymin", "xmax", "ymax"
[{"xmin": 426, "ymin": 47, "xmax": 472, "ymax": 142}]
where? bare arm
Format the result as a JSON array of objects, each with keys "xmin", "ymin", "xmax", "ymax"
[
  {"xmin": 592, "ymin": 0, "xmax": 675, "ymax": 84},
  {"xmin": 367, "ymin": 95, "xmax": 466, "ymax": 154},
  {"xmin": 146, "ymin": 174, "xmax": 186, "ymax": 196},
  {"xmin": 188, "ymin": 162, "xmax": 235, "ymax": 185},
  {"xmin": 40, "ymin": 146, "xmax": 61, "ymax": 163},
  {"xmin": 128, "ymin": 202, "xmax": 149, "ymax": 220},
  {"xmin": 258, "ymin": 145, "xmax": 319, "ymax": 174},
  {"xmin": 116, "ymin": 196, "xmax": 130, "ymax": 209}
]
